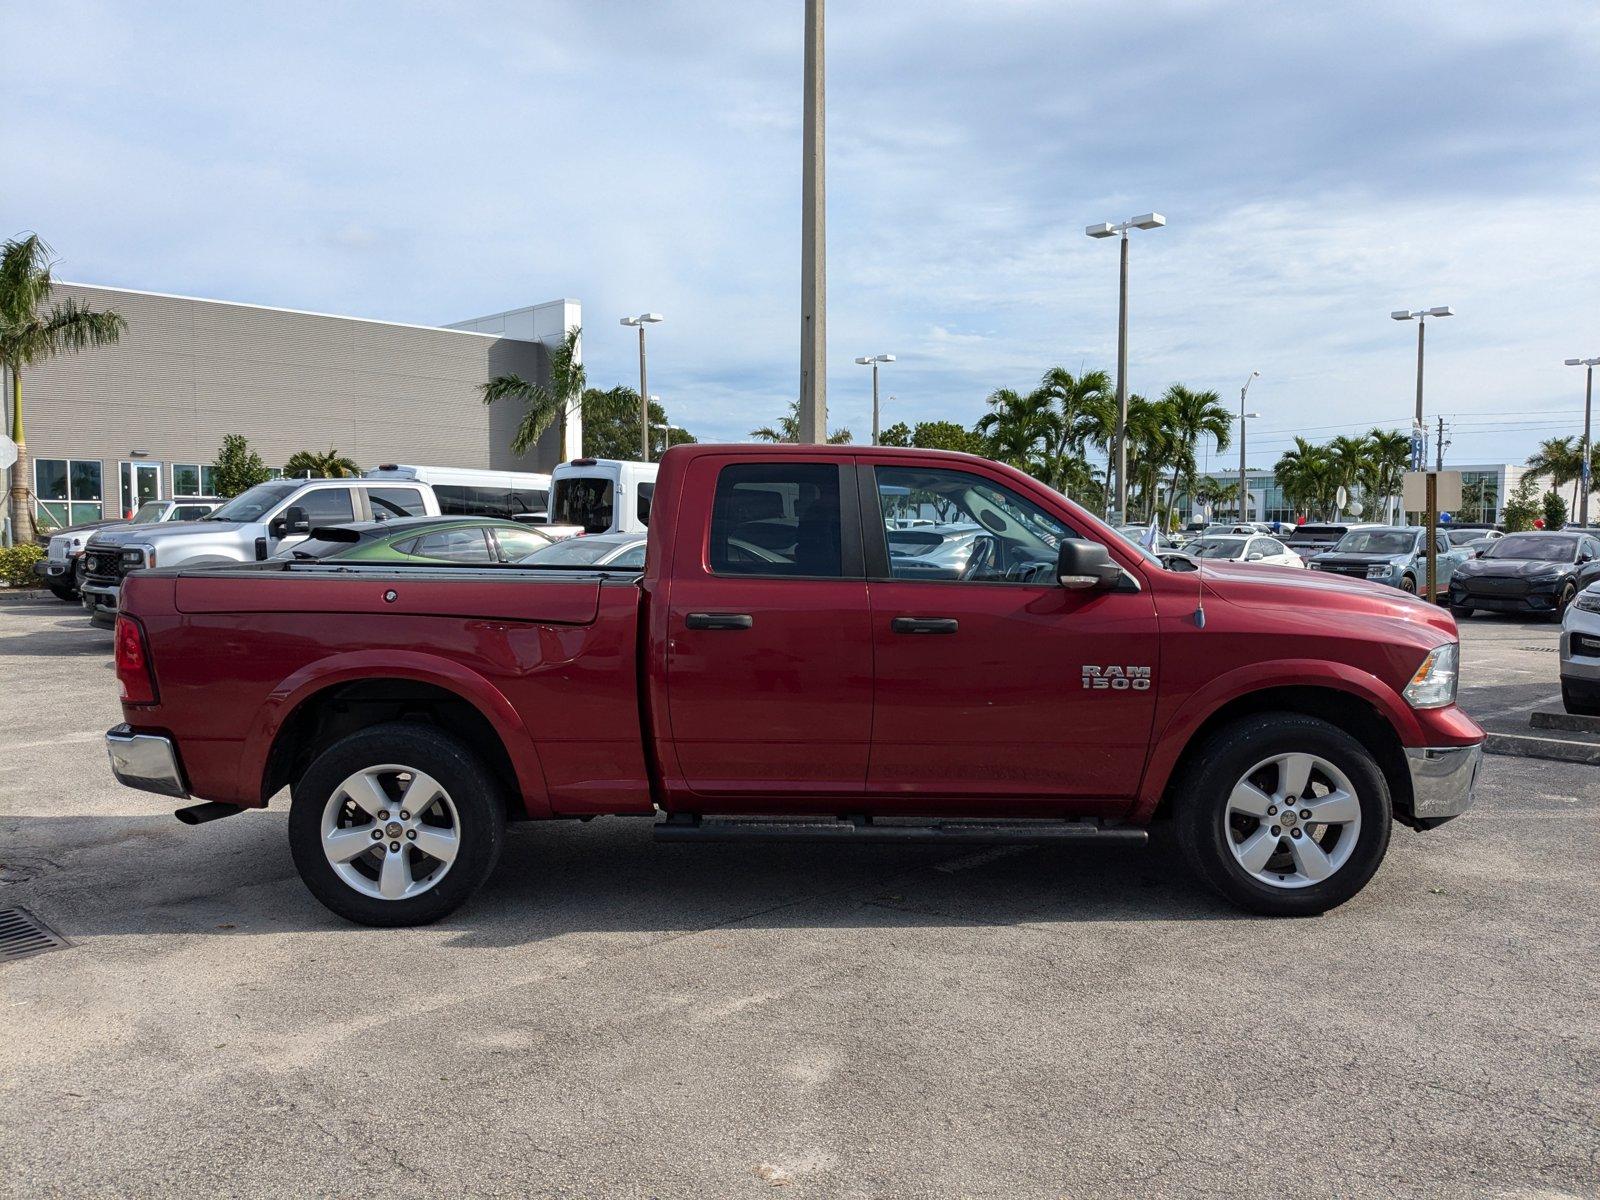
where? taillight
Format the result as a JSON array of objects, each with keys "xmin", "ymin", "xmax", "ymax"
[{"xmin": 114, "ymin": 615, "xmax": 158, "ymax": 705}]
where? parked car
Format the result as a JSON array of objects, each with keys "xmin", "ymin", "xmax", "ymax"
[
  {"xmin": 34, "ymin": 498, "xmax": 223, "ymax": 602},
  {"xmin": 1283, "ymin": 522, "xmax": 1385, "ymax": 558},
  {"xmin": 79, "ymin": 478, "xmax": 442, "ymax": 621},
  {"xmin": 548, "ymin": 458, "xmax": 659, "ymax": 536},
  {"xmin": 1307, "ymin": 527, "xmax": 1466, "ymax": 598},
  {"xmin": 1115, "ymin": 524, "xmax": 1180, "ymax": 552},
  {"xmin": 274, "ymin": 516, "xmax": 558, "ymax": 565},
  {"xmin": 105, "ymin": 443, "xmax": 1481, "ymax": 926},
  {"xmin": 1445, "ymin": 527, "xmax": 1500, "ymax": 550},
  {"xmin": 1448, "ymin": 530, "xmax": 1600, "ymax": 621},
  {"xmin": 1560, "ymin": 583, "xmax": 1600, "ymax": 714},
  {"xmin": 516, "ymin": 532, "xmax": 648, "ymax": 570},
  {"xmin": 1187, "ymin": 533, "xmax": 1304, "ymax": 568}
]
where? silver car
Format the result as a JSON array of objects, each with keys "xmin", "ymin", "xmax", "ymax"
[{"xmin": 1560, "ymin": 583, "xmax": 1600, "ymax": 715}]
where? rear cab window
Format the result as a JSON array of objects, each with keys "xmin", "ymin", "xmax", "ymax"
[
  {"xmin": 709, "ymin": 462, "xmax": 846, "ymax": 577},
  {"xmin": 369, "ymin": 487, "xmax": 427, "ymax": 518}
]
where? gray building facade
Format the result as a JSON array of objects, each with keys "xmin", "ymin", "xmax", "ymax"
[{"xmin": 5, "ymin": 284, "xmax": 577, "ymax": 529}]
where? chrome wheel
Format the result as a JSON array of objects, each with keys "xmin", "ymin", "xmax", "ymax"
[
  {"xmin": 320, "ymin": 765, "xmax": 460, "ymax": 901},
  {"xmin": 1224, "ymin": 752, "xmax": 1362, "ymax": 889}
]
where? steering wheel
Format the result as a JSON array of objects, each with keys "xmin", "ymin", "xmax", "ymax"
[{"xmin": 960, "ymin": 534, "xmax": 998, "ymax": 582}]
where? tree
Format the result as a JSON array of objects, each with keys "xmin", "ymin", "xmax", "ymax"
[
  {"xmin": 1, "ymin": 234, "xmax": 127, "ymax": 542},
  {"xmin": 1035, "ymin": 367, "xmax": 1111, "ymax": 493},
  {"xmin": 879, "ymin": 419, "xmax": 986, "ymax": 455},
  {"xmin": 878, "ymin": 421, "xmax": 913, "ymax": 447},
  {"xmin": 482, "ymin": 325, "xmax": 586, "ymax": 455},
  {"xmin": 1543, "ymin": 490, "xmax": 1568, "ymax": 531},
  {"xmin": 1327, "ymin": 434, "xmax": 1369, "ymax": 508},
  {"xmin": 1526, "ymin": 437, "xmax": 1584, "ymax": 514},
  {"xmin": 282, "ymin": 448, "xmax": 359, "ymax": 479},
  {"xmin": 749, "ymin": 398, "xmax": 852, "ymax": 444},
  {"xmin": 1159, "ymin": 384, "xmax": 1230, "ymax": 524},
  {"xmin": 580, "ymin": 385, "xmax": 696, "ymax": 459},
  {"xmin": 976, "ymin": 387, "xmax": 1057, "ymax": 474},
  {"xmin": 1275, "ymin": 437, "xmax": 1339, "ymax": 519},
  {"xmin": 1502, "ymin": 473, "xmax": 1541, "ymax": 533},
  {"xmin": 212, "ymin": 434, "xmax": 271, "ymax": 498},
  {"xmin": 1358, "ymin": 428, "xmax": 1410, "ymax": 523}
]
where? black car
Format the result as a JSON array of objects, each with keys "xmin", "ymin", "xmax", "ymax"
[{"xmin": 1447, "ymin": 530, "xmax": 1600, "ymax": 620}]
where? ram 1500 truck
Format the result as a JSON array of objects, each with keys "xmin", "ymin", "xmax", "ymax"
[{"xmin": 105, "ymin": 444, "xmax": 1483, "ymax": 925}]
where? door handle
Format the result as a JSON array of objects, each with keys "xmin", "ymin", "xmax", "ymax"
[
  {"xmin": 891, "ymin": 616, "xmax": 959, "ymax": 635},
  {"xmin": 685, "ymin": 612, "xmax": 753, "ymax": 631}
]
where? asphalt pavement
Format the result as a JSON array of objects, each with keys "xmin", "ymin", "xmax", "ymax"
[{"xmin": 1, "ymin": 591, "xmax": 1596, "ymax": 1198}]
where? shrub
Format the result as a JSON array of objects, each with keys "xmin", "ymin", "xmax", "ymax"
[
  {"xmin": 1542, "ymin": 491, "xmax": 1567, "ymax": 531},
  {"xmin": 0, "ymin": 542, "xmax": 45, "ymax": 586}
]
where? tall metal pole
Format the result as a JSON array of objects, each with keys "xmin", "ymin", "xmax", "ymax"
[
  {"xmin": 1114, "ymin": 232, "xmax": 1129, "ymax": 523},
  {"xmin": 1238, "ymin": 387, "xmax": 1248, "ymax": 522},
  {"xmin": 1414, "ymin": 318, "xmax": 1426, "ymax": 429},
  {"xmin": 871, "ymin": 361, "xmax": 880, "ymax": 446},
  {"xmin": 799, "ymin": 0, "xmax": 826, "ymax": 444},
  {"xmin": 637, "ymin": 325, "xmax": 650, "ymax": 462},
  {"xmin": 1583, "ymin": 365, "xmax": 1593, "ymax": 528}
]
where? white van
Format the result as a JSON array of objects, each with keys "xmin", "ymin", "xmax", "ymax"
[
  {"xmin": 364, "ymin": 464, "xmax": 552, "ymax": 523},
  {"xmin": 548, "ymin": 459, "xmax": 660, "ymax": 536}
]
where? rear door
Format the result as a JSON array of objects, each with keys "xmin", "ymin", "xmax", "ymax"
[
  {"xmin": 861, "ymin": 459, "xmax": 1160, "ymax": 809},
  {"xmin": 662, "ymin": 456, "xmax": 872, "ymax": 799}
]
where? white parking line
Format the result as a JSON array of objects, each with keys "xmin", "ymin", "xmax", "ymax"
[{"xmin": 7, "ymin": 730, "xmax": 106, "ymax": 752}]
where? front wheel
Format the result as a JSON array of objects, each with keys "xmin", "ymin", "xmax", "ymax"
[
  {"xmin": 288, "ymin": 722, "xmax": 506, "ymax": 926},
  {"xmin": 1563, "ymin": 679, "xmax": 1600, "ymax": 717},
  {"xmin": 46, "ymin": 582, "xmax": 77, "ymax": 602},
  {"xmin": 1399, "ymin": 574, "xmax": 1417, "ymax": 595},
  {"xmin": 1174, "ymin": 714, "xmax": 1392, "ymax": 917},
  {"xmin": 1449, "ymin": 604, "xmax": 1474, "ymax": 619},
  {"xmin": 1551, "ymin": 581, "xmax": 1577, "ymax": 622}
]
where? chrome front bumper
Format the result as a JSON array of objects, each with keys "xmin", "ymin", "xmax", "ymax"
[
  {"xmin": 1405, "ymin": 744, "xmax": 1481, "ymax": 822},
  {"xmin": 105, "ymin": 725, "xmax": 189, "ymax": 799},
  {"xmin": 81, "ymin": 581, "xmax": 119, "ymax": 612}
]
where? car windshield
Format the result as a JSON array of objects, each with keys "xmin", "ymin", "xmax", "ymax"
[
  {"xmin": 518, "ymin": 536, "xmax": 638, "ymax": 566},
  {"xmin": 1488, "ymin": 534, "xmax": 1578, "ymax": 562},
  {"xmin": 1192, "ymin": 538, "xmax": 1246, "ymax": 560},
  {"xmin": 1334, "ymin": 530, "xmax": 1416, "ymax": 555},
  {"xmin": 131, "ymin": 502, "xmax": 166, "ymax": 523},
  {"xmin": 206, "ymin": 482, "xmax": 299, "ymax": 522}
]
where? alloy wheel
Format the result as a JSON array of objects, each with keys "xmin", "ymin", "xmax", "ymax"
[
  {"xmin": 1223, "ymin": 752, "xmax": 1362, "ymax": 889},
  {"xmin": 320, "ymin": 765, "xmax": 461, "ymax": 901}
]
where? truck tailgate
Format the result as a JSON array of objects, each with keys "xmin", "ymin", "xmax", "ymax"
[{"xmin": 173, "ymin": 570, "xmax": 602, "ymax": 625}]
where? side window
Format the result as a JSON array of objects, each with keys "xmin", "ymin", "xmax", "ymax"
[
  {"xmin": 874, "ymin": 465, "xmax": 1071, "ymax": 584},
  {"xmin": 403, "ymin": 527, "xmax": 493, "ymax": 562},
  {"xmin": 296, "ymin": 488, "xmax": 355, "ymax": 523},
  {"xmin": 1436, "ymin": 533, "xmax": 1450, "ymax": 554},
  {"xmin": 369, "ymin": 487, "xmax": 427, "ymax": 518},
  {"xmin": 492, "ymin": 527, "xmax": 552, "ymax": 562},
  {"xmin": 709, "ymin": 463, "xmax": 844, "ymax": 578},
  {"xmin": 509, "ymin": 489, "xmax": 547, "ymax": 517},
  {"xmin": 612, "ymin": 542, "xmax": 648, "ymax": 570},
  {"xmin": 1260, "ymin": 538, "xmax": 1286, "ymax": 556},
  {"xmin": 637, "ymin": 482, "xmax": 655, "ymax": 525},
  {"xmin": 433, "ymin": 485, "xmax": 470, "ymax": 515}
]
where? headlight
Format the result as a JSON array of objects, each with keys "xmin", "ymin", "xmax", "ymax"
[
  {"xmin": 1366, "ymin": 563, "xmax": 1391, "ymax": 578},
  {"xmin": 121, "ymin": 547, "xmax": 152, "ymax": 568},
  {"xmin": 1308, "ymin": 562, "xmax": 1321, "ymax": 571},
  {"xmin": 1574, "ymin": 589, "xmax": 1600, "ymax": 614},
  {"xmin": 1403, "ymin": 643, "xmax": 1459, "ymax": 709}
]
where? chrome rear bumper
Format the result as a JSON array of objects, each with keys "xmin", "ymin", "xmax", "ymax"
[
  {"xmin": 105, "ymin": 725, "xmax": 189, "ymax": 799},
  {"xmin": 1405, "ymin": 744, "xmax": 1481, "ymax": 822}
]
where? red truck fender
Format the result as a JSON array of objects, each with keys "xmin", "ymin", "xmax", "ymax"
[
  {"xmin": 239, "ymin": 649, "xmax": 553, "ymax": 817},
  {"xmin": 1131, "ymin": 657, "xmax": 1425, "ymax": 823}
]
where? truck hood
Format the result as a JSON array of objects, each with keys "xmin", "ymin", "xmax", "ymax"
[
  {"xmin": 1453, "ymin": 557, "xmax": 1569, "ymax": 580},
  {"xmin": 1199, "ymin": 558, "xmax": 1456, "ymax": 636},
  {"xmin": 87, "ymin": 520, "xmax": 244, "ymax": 547}
]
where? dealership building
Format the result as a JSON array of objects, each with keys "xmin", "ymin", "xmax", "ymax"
[
  {"xmin": 2, "ymin": 283, "xmax": 579, "ymax": 531},
  {"xmin": 1191, "ymin": 462, "xmax": 1534, "ymax": 525}
]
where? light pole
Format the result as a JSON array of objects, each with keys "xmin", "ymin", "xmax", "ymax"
[
  {"xmin": 1390, "ymin": 306, "xmax": 1453, "ymax": 464},
  {"xmin": 799, "ymin": 0, "xmax": 826, "ymax": 443},
  {"xmin": 853, "ymin": 354, "xmax": 895, "ymax": 444},
  {"xmin": 1087, "ymin": 212, "xmax": 1166, "ymax": 524},
  {"xmin": 1238, "ymin": 371, "xmax": 1260, "ymax": 522},
  {"xmin": 1566, "ymin": 356, "xmax": 1599, "ymax": 527},
  {"xmin": 619, "ymin": 313, "xmax": 663, "ymax": 461}
]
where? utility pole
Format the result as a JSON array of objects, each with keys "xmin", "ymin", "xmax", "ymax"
[
  {"xmin": 1239, "ymin": 371, "xmax": 1259, "ymax": 522},
  {"xmin": 798, "ymin": 0, "xmax": 826, "ymax": 443},
  {"xmin": 1425, "ymin": 414, "xmax": 1449, "ymax": 601},
  {"xmin": 1566, "ymin": 357, "xmax": 1598, "ymax": 527},
  {"xmin": 619, "ymin": 313, "xmax": 664, "ymax": 461}
]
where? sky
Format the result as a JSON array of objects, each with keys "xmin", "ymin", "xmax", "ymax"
[{"xmin": 5, "ymin": 0, "xmax": 1600, "ymax": 469}]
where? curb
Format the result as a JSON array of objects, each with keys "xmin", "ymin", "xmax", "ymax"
[
  {"xmin": 1483, "ymin": 731, "xmax": 1600, "ymax": 765},
  {"xmin": 1529, "ymin": 709, "xmax": 1600, "ymax": 736}
]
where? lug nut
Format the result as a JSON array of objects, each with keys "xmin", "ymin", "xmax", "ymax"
[
  {"xmin": 406, "ymin": 830, "xmax": 417, "ymax": 841},
  {"xmin": 1267, "ymin": 805, "xmax": 1278, "ymax": 816},
  {"xmin": 400, "ymin": 810, "xmax": 410, "ymax": 820},
  {"xmin": 370, "ymin": 829, "xmax": 382, "ymax": 841},
  {"xmin": 1300, "ymin": 809, "xmax": 1312, "ymax": 820},
  {"xmin": 1270, "ymin": 825, "xmax": 1281, "ymax": 836},
  {"xmin": 1291, "ymin": 828, "xmax": 1303, "ymax": 839},
  {"xmin": 389, "ymin": 841, "xmax": 401, "ymax": 852},
  {"xmin": 378, "ymin": 810, "xmax": 390, "ymax": 820}
]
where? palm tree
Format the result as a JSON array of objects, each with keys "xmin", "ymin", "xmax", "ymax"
[
  {"xmin": 1526, "ymin": 437, "xmax": 1584, "ymax": 513},
  {"xmin": 482, "ymin": 325, "xmax": 586, "ymax": 455},
  {"xmin": 282, "ymin": 448, "xmax": 360, "ymax": 479},
  {"xmin": 976, "ymin": 387, "xmax": 1057, "ymax": 474},
  {"xmin": 1035, "ymin": 367, "xmax": 1110, "ymax": 493},
  {"xmin": 1327, "ymin": 435, "xmax": 1369, "ymax": 511},
  {"xmin": 1121, "ymin": 395, "xmax": 1179, "ymax": 521},
  {"xmin": 1275, "ymin": 437, "xmax": 1340, "ymax": 519},
  {"xmin": 1, "ymin": 234, "xmax": 127, "ymax": 542},
  {"xmin": 1160, "ymin": 384, "xmax": 1231, "ymax": 524},
  {"xmin": 748, "ymin": 398, "xmax": 852, "ymax": 444},
  {"xmin": 1358, "ymin": 428, "xmax": 1410, "ymax": 523}
]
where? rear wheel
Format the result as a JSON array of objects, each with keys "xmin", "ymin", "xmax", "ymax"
[
  {"xmin": 1562, "ymin": 679, "xmax": 1600, "ymax": 717},
  {"xmin": 1174, "ymin": 714, "xmax": 1392, "ymax": 916},
  {"xmin": 1399, "ymin": 574, "xmax": 1417, "ymax": 595},
  {"xmin": 288, "ymin": 722, "xmax": 506, "ymax": 926}
]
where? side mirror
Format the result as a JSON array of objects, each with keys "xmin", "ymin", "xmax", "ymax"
[
  {"xmin": 1247, "ymin": 551, "xmax": 1265, "ymax": 561},
  {"xmin": 270, "ymin": 505, "xmax": 309, "ymax": 539},
  {"xmin": 1057, "ymin": 539, "xmax": 1124, "ymax": 590}
]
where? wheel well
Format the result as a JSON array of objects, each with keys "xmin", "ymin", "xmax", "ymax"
[
  {"xmin": 263, "ymin": 679, "xmax": 523, "ymax": 816},
  {"xmin": 1153, "ymin": 686, "xmax": 1413, "ymax": 821}
]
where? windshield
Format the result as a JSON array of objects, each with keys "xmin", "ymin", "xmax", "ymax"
[
  {"xmin": 519, "ymin": 536, "xmax": 635, "ymax": 566},
  {"xmin": 1488, "ymin": 534, "xmax": 1577, "ymax": 562},
  {"xmin": 551, "ymin": 477, "xmax": 615, "ymax": 534},
  {"xmin": 1334, "ymin": 530, "xmax": 1416, "ymax": 555},
  {"xmin": 131, "ymin": 502, "xmax": 166, "ymax": 524},
  {"xmin": 207, "ymin": 482, "xmax": 299, "ymax": 522},
  {"xmin": 1192, "ymin": 538, "xmax": 1246, "ymax": 560}
]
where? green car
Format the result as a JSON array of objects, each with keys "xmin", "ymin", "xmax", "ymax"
[{"xmin": 274, "ymin": 516, "xmax": 559, "ymax": 564}]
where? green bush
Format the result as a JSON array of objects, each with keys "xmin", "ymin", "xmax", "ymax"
[
  {"xmin": 1542, "ymin": 491, "xmax": 1567, "ymax": 531},
  {"xmin": 0, "ymin": 542, "xmax": 45, "ymax": 586}
]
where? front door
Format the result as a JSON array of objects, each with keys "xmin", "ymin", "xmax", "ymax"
[
  {"xmin": 662, "ymin": 456, "xmax": 872, "ymax": 801},
  {"xmin": 862, "ymin": 460, "xmax": 1160, "ymax": 811},
  {"xmin": 119, "ymin": 461, "xmax": 161, "ymax": 519}
]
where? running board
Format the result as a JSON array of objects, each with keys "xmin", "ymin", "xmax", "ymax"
[{"xmin": 652, "ymin": 814, "xmax": 1147, "ymax": 845}]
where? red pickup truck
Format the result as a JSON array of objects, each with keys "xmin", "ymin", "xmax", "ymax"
[{"xmin": 105, "ymin": 444, "xmax": 1483, "ymax": 925}]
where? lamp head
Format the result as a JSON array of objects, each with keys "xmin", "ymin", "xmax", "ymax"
[
  {"xmin": 855, "ymin": 357, "xmax": 871, "ymax": 365},
  {"xmin": 1130, "ymin": 213, "xmax": 1166, "ymax": 230},
  {"xmin": 1085, "ymin": 223, "xmax": 1117, "ymax": 239},
  {"xmin": 1425, "ymin": 306, "xmax": 1453, "ymax": 318},
  {"xmin": 1390, "ymin": 310, "xmax": 1415, "ymax": 321}
]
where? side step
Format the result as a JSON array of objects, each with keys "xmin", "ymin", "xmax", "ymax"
[{"xmin": 652, "ymin": 814, "xmax": 1147, "ymax": 845}]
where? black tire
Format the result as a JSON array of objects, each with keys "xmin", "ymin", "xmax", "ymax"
[
  {"xmin": 288, "ymin": 722, "xmax": 506, "ymax": 927},
  {"xmin": 1174, "ymin": 714, "xmax": 1393, "ymax": 917},
  {"xmin": 1562, "ymin": 679, "xmax": 1600, "ymax": 717},
  {"xmin": 1399, "ymin": 574, "xmax": 1417, "ymax": 595},
  {"xmin": 1551, "ymin": 581, "xmax": 1577, "ymax": 622},
  {"xmin": 1449, "ymin": 604, "xmax": 1474, "ymax": 619},
  {"xmin": 46, "ymin": 582, "xmax": 77, "ymax": 602}
]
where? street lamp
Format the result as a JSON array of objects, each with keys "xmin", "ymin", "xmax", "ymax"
[
  {"xmin": 853, "ymin": 354, "xmax": 895, "ymax": 444},
  {"xmin": 1087, "ymin": 212, "xmax": 1166, "ymax": 524},
  {"xmin": 620, "ymin": 313, "xmax": 664, "ymax": 462},
  {"xmin": 1565, "ymin": 356, "xmax": 1600, "ymax": 527},
  {"xmin": 1239, "ymin": 371, "xmax": 1260, "ymax": 521},
  {"xmin": 1391, "ymin": 306, "xmax": 1453, "ymax": 463}
]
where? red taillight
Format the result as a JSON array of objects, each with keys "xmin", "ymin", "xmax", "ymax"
[{"xmin": 114, "ymin": 615, "xmax": 158, "ymax": 705}]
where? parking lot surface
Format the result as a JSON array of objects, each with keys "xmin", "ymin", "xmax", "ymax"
[{"xmin": 2, "ymin": 594, "xmax": 1597, "ymax": 1198}]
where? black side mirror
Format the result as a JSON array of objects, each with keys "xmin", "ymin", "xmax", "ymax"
[
  {"xmin": 270, "ymin": 505, "xmax": 309, "ymax": 539},
  {"xmin": 1057, "ymin": 539, "xmax": 1124, "ymax": 590}
]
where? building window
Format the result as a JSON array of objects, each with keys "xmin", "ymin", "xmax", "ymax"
[
  {"xmin": 172, "ymin": 463, "xmax": 217, "ymax": 497},
  {"xmin": 34, "ymin": 459, "xmax": 103, "ymax": 530}
]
